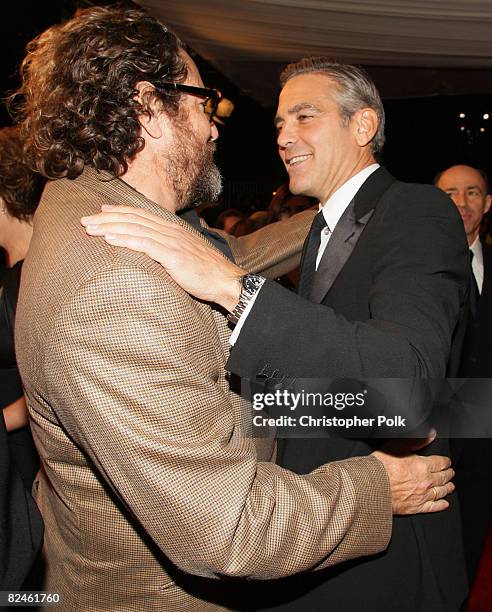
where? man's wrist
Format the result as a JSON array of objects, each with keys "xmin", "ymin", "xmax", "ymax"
[
  {"xmin": 227, "ymin": 274, "xmax": 266, "ymax": 325},
  {"xmin": 222, "ymin": 275, "xmax": 243, "ymax": 312}
]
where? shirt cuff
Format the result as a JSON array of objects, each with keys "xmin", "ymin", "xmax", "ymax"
[{"xmin": 229, "ymin": 285, "xmax": 264, "ymax": 346}]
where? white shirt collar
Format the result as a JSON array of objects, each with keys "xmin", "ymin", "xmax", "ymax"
[
  {"xmin": 469, "ymin": 235, "xmax": 484, "ymax": 293},
  {"xmin": 319, "ymin": 163, "xmax": 380, "ymax": 231}
]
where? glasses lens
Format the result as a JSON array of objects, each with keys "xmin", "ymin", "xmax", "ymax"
[{"xmin": 204, "ymin": 92, "xmax": 220, "ymax": 121}]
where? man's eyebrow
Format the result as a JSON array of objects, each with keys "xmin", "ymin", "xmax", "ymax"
[
  {"xmin": 445, "ymin": 185, "xmax": 483, "ymax": 192},
  {"xmin": 274, "ymin": 103, "xmax": 320, "ymax": 126}
]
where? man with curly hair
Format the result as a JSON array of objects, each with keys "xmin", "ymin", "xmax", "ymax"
[{"xmin": 14, "ymin": 5, "xmax": 455, "ymax": 611}]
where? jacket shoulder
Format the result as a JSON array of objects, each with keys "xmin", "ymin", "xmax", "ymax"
[{"xmin": 380, "ymin": 180, "xmax": 463, "ymax": 228}]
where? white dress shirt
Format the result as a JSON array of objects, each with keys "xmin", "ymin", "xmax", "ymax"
[
  {"xmin": 316, "ymin": 163, "xmax": 379, "ymax": 268},
  {"xmin": 469, "ymin": 235, "xmax": 484, "ymax": 294},
  {"xmin": 230, "ymin": 163, "xmax": 380, "ymax": 345}
]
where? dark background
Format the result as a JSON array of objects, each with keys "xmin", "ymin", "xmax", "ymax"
[{"xmin": 2, "ymin": 0, "xmax": 491, "ymax": 216}]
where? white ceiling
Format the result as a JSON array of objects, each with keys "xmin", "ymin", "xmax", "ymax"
[{"xmin": 137, "ymin": 0, "xmax": 492, "ymax": 103}]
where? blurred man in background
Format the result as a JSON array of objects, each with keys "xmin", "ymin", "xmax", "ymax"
[{"xmin": 436, "ymin": 164, "xmax": 492, "ymax": 584}]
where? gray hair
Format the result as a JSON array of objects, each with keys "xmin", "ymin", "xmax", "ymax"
[{"xmin": 280, "ymin": 58, "xmax": 385, "ymax": 154}]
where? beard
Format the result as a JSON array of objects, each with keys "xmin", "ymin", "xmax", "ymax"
[{"xmin": 167, "ymin": 123, "xmax": 222, "ymax": 212}]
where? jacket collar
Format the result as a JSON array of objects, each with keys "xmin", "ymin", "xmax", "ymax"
[
  {"xmin": 78, "ymin": 167, "xmax": 225, "ymax": 255},
  {"xmin": 353, "ymin": 166, "xmax": 396, "ymax": 220}
]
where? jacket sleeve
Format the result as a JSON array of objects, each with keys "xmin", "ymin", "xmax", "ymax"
[
  {"xmin": 214, "ymin": 209, "xmax": 316, "ymax": 278},
  {"xmin": 44, "ymin": 263, "xmax": 391, "ymax": 580}
]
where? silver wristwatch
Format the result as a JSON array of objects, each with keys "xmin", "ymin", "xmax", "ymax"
[{"xmin": 227, "ymin": 274, "xmax": 265, "ymax": 325}]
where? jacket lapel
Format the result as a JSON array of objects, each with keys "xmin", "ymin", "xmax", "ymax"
[
  {"xmin": 309, "ymin": 167, "xmax": 396, "ymax": 304},
  {"xmin": 310, "ymin": 203, "xmax": 373, "ymax": 303}
]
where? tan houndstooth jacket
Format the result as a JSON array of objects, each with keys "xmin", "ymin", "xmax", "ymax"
[{"xmin": 15, "ymin": 168, "xmax": 391, "ymax": 611}]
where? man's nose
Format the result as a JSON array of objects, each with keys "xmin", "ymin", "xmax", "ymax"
[
  {"xmin": 277, "ymin": 124, "xmax": 296, "ymax": 150},
  {"xmin": 453, "ymin": 193, "xmax": 466, "ymax": 208}
]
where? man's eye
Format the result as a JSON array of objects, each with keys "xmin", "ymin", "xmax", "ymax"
[
  {"xmin": 468, "ymin": 189, "xmax": 480, "ymax": 197},
  {"xmin": 298, "ymin": 114, "xmax": 313, "ymax": 121}
]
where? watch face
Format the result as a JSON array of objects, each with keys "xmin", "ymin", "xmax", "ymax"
[{"xmin": 242, "ymin": 274, "xmax": 261, "ymax": 293}]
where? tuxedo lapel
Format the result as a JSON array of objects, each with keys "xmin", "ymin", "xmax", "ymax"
[
  {"xmin": 308, "ymin": 167, "xmax": 396, "ymax": 304},
  {"xmin": 310, "ymin": 203, "xmax": 373, "ymax": 303},
  {"xmin": 296, "ymin": 232, "xmax": 312, "ymax": 293}
]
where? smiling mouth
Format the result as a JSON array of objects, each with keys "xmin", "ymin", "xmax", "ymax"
[{"xmin": 287, "ymin": 154, "xmax": 312, "ymax": 167}]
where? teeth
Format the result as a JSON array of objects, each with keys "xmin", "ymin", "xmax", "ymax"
[{"xmin": 288, "ymin": 154, "xmax": 311, "ymax": 166}]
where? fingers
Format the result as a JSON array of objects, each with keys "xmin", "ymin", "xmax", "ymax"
[
  {"xmin": 84, "ymin": 221, "xmax": 174, "ymax": 241},
  {"xmin": 406, "ymin": 464, "xmax": 455, "ymax": 515},
  {"xmin": 427, "ymin": 454, "xmax": 452, "ymax": 472},
  {"xmin": 420, "ymin": 499, "xmax": 450, "ymax": 514},
  {"xmin": 81, "ymin": 205, "xmax": 173, "ymax": 233},
  {"xmin": 421, "ymin": 480, "xmax": 455, "ymax": 513},
  {"xmin": 426, "ymin": 481, "xmax": 455, "ymax": 503},
  {"xmin": 102, "ymin": 234, "xmax": 190, "ymax": 275},
  {"xmin": 86, "ymin": 224, "xmax": 185, "ymax": 259},
  {"xmin": 84, "ymin": 221, "xmax": 205, "ymax": 258},
  {"xmin": 102, "ymin": 233, "xmax": 166, "ymax": 260},
  {"xmin": 82, "ymin": 216, "xmax": 171, "ymax": 236},
  {"xmin": 430, "ymin": 467, "xmax": 454, "ymax": 487}
]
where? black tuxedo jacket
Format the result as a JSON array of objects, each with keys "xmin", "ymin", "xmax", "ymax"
[{"xmin": 227, "ymin": 168, "xmax": 469, "ymax": 611}]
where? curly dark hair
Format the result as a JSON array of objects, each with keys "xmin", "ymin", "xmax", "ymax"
[
  {"xmin": 10, "ymin": 5, "xmax": 188, "ymax": 180},
  {"xmin": 0, "ymin": 126, "xmax": 45, "ymax": 221}
]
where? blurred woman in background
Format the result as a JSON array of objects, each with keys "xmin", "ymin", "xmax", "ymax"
[
  {"xmin": 0, "ymin": 125, "xmax": 44, "ymax": 589},
  {"xmin": 0, "ymin": 125, "xmax": 44, "ymax": 490}
]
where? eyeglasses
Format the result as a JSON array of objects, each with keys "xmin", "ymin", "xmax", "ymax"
[{"xmin": 156, "ymin": 82, "xmax": 221, "ymax": 123}]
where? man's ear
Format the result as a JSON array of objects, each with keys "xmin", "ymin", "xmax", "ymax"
[
  {"xmin": 353, "ymin": 108, "xmax": 378, "ymax": 148},
  {"xmin": 484, "ymin": 194, "xmax": 492, "ymax": 214},
  {"xmin": 134, "ymin": 81, "xmax": 163, "ymax": 139}
]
